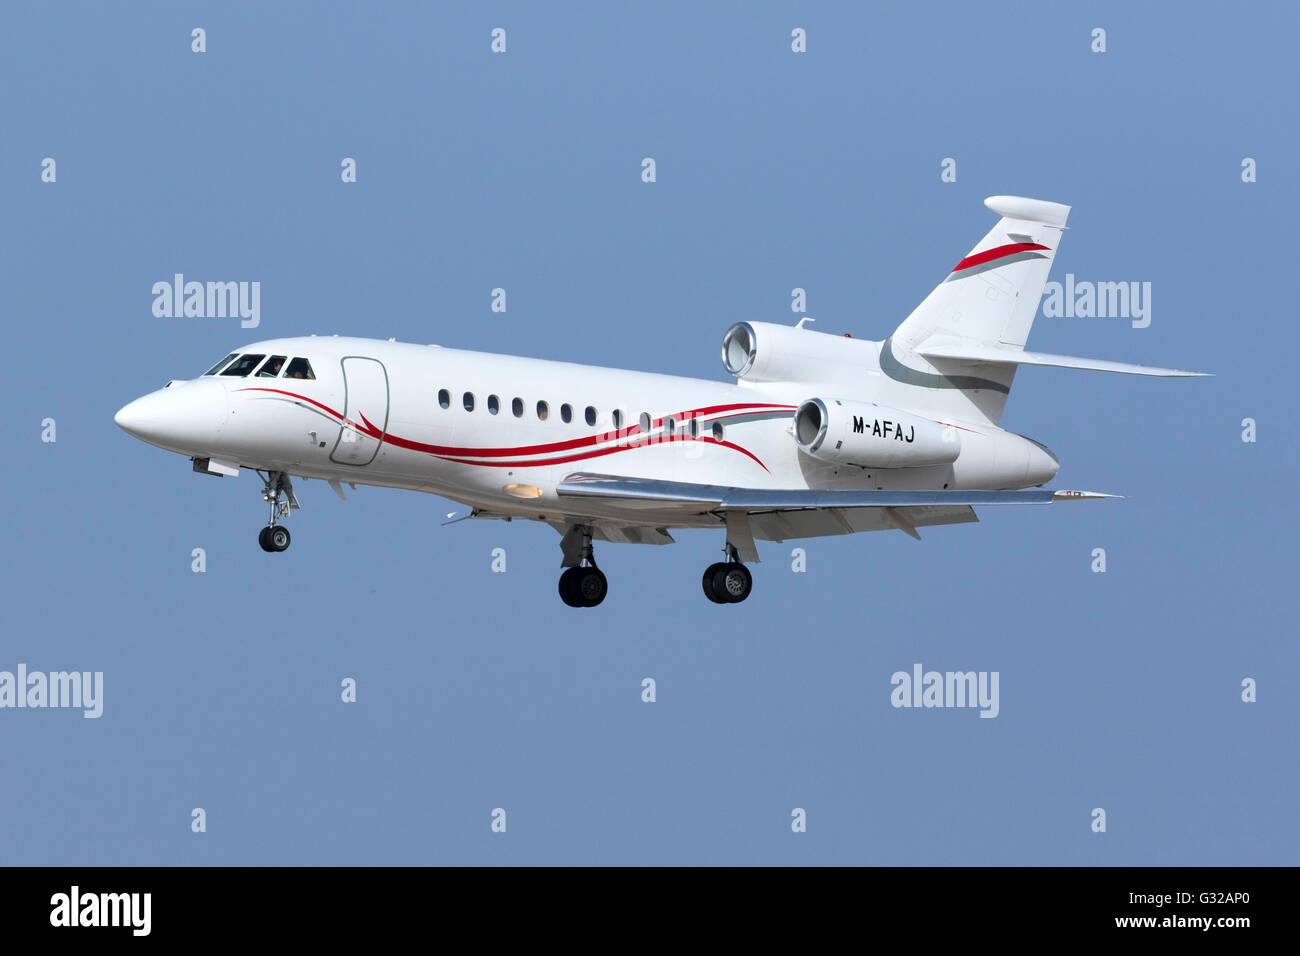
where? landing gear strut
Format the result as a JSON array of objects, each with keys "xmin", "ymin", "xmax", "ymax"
[
  {"xmin": 558, "ymin": 525, "xmax": 607, "ymax": 608},
  {"xmin": 257, "ymin": 470, "xmax": 298, "ymax": 553},
  {"xmin": 702, "ymin": 543, "xmax": 753, "ymax": 604}
]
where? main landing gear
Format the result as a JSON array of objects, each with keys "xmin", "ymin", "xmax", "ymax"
[
  {"xmin": 558, "ymin": 525, "xmax": 608, "ymax": 608},
  {"xmin": 554, "ymin": 527, "xmax": 754, "ymax": 607},
  {"xmin": 702, "ymin": 543, "xmax": 753, "ymax": 604},
  {"xmin": 256, "ymin": 470, "xmax": 298, "ymax": 553}
]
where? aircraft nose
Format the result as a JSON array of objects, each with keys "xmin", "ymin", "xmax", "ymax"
[
  {"xmin": 115, "ymin": 382, "xmax": 226, "ymax": 453},
  {"xmin": 113, "ymin": 398, "xmax": 146, "ymax": 434}
]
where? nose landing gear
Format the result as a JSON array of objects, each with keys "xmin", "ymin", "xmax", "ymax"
[
  {"xmin": 259, "ymin": 525, "xmax": 291, "ymax": 553},
  {"xmin": 256, "ymin": 470, "xmax": 299, "ymax": 553}
]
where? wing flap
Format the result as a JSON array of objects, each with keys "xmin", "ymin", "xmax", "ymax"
[
  {"xmin": 546, "ymin": 520, "xmax": 676, "ymax": 547},
  {"xmin": 748, "ymin": 504, "xmax": 979, "ymax": 542}
]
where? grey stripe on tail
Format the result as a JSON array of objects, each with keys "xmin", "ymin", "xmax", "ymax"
[{"xmin": 879, "ymin": 336, "xmax": 1009, "ymax": 394}]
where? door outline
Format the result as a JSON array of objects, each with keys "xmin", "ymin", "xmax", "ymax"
[{"xmin": 329, "ymin": 356, "xmax": 390, "ymax": 466}]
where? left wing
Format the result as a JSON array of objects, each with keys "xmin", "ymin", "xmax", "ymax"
[
  {"xmin": 558, "ymin": 473, "xmax": 1117, "ymax": 508},
  {"xmin": 556, "ymin": 473, "xmax": 1116, "ymax": 559}
]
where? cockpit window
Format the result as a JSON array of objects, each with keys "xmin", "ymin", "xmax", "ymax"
[
  {"xmin": 220, "ymin": 354, "xmax": 267, "ymax": 377},
  {"xmin": 285, "ymin": 357, "xmax": 315, "ymax": 380},
  {"xmin": 258, "ymin": 355, "xmax": 288, "ymax": 378},
  {"xmin": 203, "ymin": 353, "xmax": 239, "ymax": 376}
]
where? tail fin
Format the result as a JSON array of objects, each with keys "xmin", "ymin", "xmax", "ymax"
[
  {"xmin": 893, "ymin": 195, "xmax": 1069, "ymax": 351},
  {"xmin": 884, "ymin": 196, "xmax": 1070, "ymax": 424},
  {"xmin": 882, "ymin": 196, "xmax": 1207, "ymax": 424}
]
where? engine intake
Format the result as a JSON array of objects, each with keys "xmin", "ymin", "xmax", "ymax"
[
  {"xmin": 793, "ymin": 398, "xmax": 961, "ymax": 469},
  {"xmin": 722, "ymin": 321, "xmax": 880, "ymax": 383}
]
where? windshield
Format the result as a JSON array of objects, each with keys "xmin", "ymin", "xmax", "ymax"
[
  {"xmin": 220, "ymin": 354, "xmax": 267, "ymax": 377},
  {"xmin": 202, "ymin": 353, "xmax": 239, "ymax": 376}
]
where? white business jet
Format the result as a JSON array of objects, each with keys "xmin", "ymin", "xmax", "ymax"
[{"xmin": 116, "ymin": 196, "xmax": 1206, "ymax": 607}]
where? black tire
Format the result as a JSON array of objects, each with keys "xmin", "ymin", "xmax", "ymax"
[
  {"xmin": 702, "ymin": 562, "xmax": 727, "ymax": 603},
  {"xmin": 268, "ymin": 526, "xmax": 291, "ymax": 552},
  {"xmin": 575, "ymin": 567, "xmax": 608, "ymax": 607},
  {"xmin": 711, "ymin": 562, "xmax": 752, "ymax": 603},
  {"xmin": 558, "ymin": 567, "xmax": 583, "ymax": 607},
  {"xmin": 258, "ymin": 527, "xmax": 272, "ymax": 552}
]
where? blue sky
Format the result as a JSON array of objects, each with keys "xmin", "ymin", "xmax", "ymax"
[{"xmin": 2, "ymin": 1, "xmax": 1295, "ymax": 865}]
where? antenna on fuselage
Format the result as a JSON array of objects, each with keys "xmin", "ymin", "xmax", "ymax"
[{"xmin": 794, "ymin": 316, "xmax": 815, "ymax": 330}]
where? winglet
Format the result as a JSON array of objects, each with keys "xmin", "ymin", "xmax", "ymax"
[
  {"xmin": 984, "ymin": 195, "xmax": 1071, "ymax": 227},
  {"xmin": 1051, "ymin": 490, "xmax": 1122, "ymax": 501}
]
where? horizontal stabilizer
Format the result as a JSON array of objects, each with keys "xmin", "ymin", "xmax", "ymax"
[{"xmin": 916, "ymin": 337, "xmax": 1210, "ymax": 377}]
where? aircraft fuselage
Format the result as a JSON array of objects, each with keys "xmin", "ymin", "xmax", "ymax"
[{"xmin": 114, "ymin": 334, "xmax": 1059, "ymax": 530}]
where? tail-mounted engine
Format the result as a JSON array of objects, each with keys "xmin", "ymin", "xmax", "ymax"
[
  {"xmin": 722, "ymin": 321, "xmax": 879, "ymax": 384},
  {"xmin": 793, "ymin": 398, "xmax": 960, "ymax": 469}
]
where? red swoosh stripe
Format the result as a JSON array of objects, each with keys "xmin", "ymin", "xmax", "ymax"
[
  {"xmin": 238, "ymin": 388, "xmax": 787, "ymax": 470},
  {"xmin": 238, "ymin": 387, "xmax": 346, "ymax": 422},
  {"xmin": 361, "ymin": 401, "xmax": 793, "ymax": 458},
  {"xmin": 357, "ymin": 411, "xmax": 779, "ymax": 472},
  {"xmin": 439, "ymin": 435, "xmax": 768, "ymax": 471},
  {"xmin": 952, "ymin": 242, "xmax": 1049, "ymax": 273}
]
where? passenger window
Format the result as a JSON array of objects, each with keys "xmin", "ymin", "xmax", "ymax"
[
  {"xmin": 512, "ymin": 398, "xmax": 524, "ymax": 418},
  {"xmin": 639, "ymin": 412, "xmax": 651, "ymax": 433},
  {"xmin": 560, "ymin": 404, "xmax": 573, "ymax": 423},
  {"xmin": 488, "ymin": 394, "xmax": 500, "ymax": 415},
  {"xmin": 463, "ymin": 392, "xmax": 475, "ymax": 412},
  {"xmin": 537, "ymin": 401, "xmax": 549, "ymax": 421},
  {"xmin": 712, "ymin": 421, "xmax": 725, "ymax": 441},
  {"xmin": 688, "ymin": 417, "xmax": 699, "ymax": 438},
  {"xmin": 258, "ymin": 355, "xmax": 287, "ymax": 378},
  {"xmin": 221, "ymin": 354, "xmax": 266, "ymax": 377},
  {"xmin": 285, "ymin": 357, "xmax": 315, "ymax": 380},
  {"xmin": 438, "ymin": 389, "xmax": 450, "ymax": 409},
  {"xmin": 612, "ymin": 409, "xmax": 624, "ymax": 430},
  {"xmin": 665, "ymin": 416, "xmax": 676, "ymax": 435},
  {"xmin": 203, "ymin": 353, "xmax": 238, "ymax": 376},
  {"xmin": 585, "ymin": 406, "xmax": 597, "ymax": 426}
]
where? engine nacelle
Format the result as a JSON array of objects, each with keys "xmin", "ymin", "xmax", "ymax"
[
  {"xmin": 793, "ymin": 398, "xmax": 961, "ymax": 469},
  {"xmin": 722, "ymin": 321, "xmax": 879, "ymax": 383}
]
